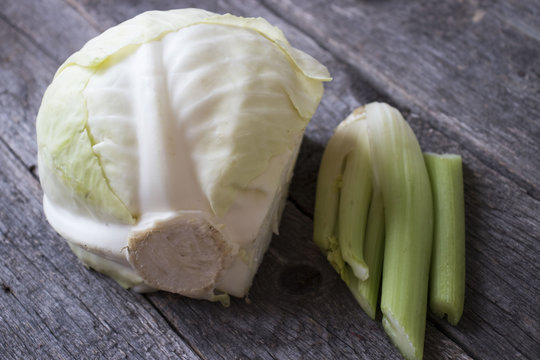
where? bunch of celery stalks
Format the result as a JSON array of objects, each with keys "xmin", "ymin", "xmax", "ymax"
[{"xmin": 314, "ymin": 102, "xmax": 465, "ymax": 360}]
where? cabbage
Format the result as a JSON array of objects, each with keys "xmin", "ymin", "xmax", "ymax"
[{"xmin": 36, "ymin": 8, "xmax": 330, "ymax": 301}]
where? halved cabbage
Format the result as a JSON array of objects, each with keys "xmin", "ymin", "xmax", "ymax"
[{"xmin": 37, "ymin": 8, "xmax": 330, "ymax": 301}]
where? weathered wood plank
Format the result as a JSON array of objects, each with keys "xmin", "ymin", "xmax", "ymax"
[
  {"xmin": 1, "ymin": 0, "xmax": 97, "ymax": 63},
  {"xmin": 0, "ymin": 14, "xmax": 53, "ymax": 170},
  {"xmin": 1, "ymin": 0, "xmax": 538, "ymax": 359},
  {"xmin": 0, "ymin": 0, "xmax": 100, "ymax": 175}
]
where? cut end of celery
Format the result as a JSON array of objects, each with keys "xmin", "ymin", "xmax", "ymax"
[
  {"xmin": 354, "ymin": 289, "xmax": 377, "ymax": 320},
  {"xmin": 424, "ymin": 152, "xmax": 461, "ymax": 160},
  {"xmin": 382, "ymin": 312, "xmax": 422, "ymax": 360},
  {"xmin": 343, "ymin": 267, "xmax": 377, "ymax": 319},
  {"xmin": 430, "ymin": 297, "xmax": 462, "ymax": 326},
  {"xmin": 447, "ymin": 313, "xmax": 461, "ymax": 326}
]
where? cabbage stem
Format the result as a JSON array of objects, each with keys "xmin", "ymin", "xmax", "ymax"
[{"xmin": 424, "ymin": 153, "xmax": 465, "ymax": 326}]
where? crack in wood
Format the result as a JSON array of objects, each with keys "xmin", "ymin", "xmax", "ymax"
[
  {"xmin": 143, "ymin": 296, "xmax": 206, "ymax": 360},
  {"xmin": 2, "ymin": 283, "xmax": 13, "ymax": 294}
]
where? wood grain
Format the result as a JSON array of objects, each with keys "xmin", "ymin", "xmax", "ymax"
[{"xmin": 0, "ymin": 0, "xmax": 538, "ymax": 359}]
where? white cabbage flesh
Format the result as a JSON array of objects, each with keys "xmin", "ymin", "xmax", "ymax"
[{"xmin": 36, "ymin": 9, "xmax": 330, "ymax": 301}]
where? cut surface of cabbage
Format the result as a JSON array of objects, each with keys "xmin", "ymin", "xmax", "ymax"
[{"xmin": 36, "ymin": 9, "xmax": 330, "ymax": 301}]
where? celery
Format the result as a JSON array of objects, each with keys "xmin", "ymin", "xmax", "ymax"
[
  {"xmin": 351, "ymin": 189, "xmax": 385, "ymax": 319},
  {"xmin": 338, "ymin": 119, "xmax": 371, "ymax": 280},
  {"xmin": 366, "ymin": 102, "xmax": 433, "ymax": 360},
  {"xmin": 313, "ymin": 110, "xmax": 360, "ymax": 276},
  {"xmin": 424, "ymin": 153, "xmax": 465, "ymax": 326},
  {"xmin": 314, "ymin": 107, "xmax": 386, "ymax": 317},
  {"xmin": 314, "ymin": 102, "xmax": 439, "ymax": 358}
]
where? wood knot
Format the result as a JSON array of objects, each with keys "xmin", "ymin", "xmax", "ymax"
[
  {"xmin": 278, "ymin": 264, "xmax": 322, "ymax": 296},
  {"xmin": 2, "ymin": 283, "xmax": 12, "ymax": 294}
]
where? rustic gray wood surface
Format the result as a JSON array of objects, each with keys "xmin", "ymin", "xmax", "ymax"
[{"xmin": 1, "ymin": 0, "xmax": 538, "ymax": 359}]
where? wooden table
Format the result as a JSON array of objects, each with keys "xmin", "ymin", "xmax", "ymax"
[{"xmin": 1, "ymin": 1, "xmax": 538, "ymax": 359}]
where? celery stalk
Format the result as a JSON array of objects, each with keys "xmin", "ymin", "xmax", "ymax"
[
  {"xmin": 351, "ymin": 189, "xmax": 385, "ymax": 319},
  {"xmin": 313, "ymin": 117, "xmax": 357, "ymax": 276},
  {"xmin": 314, "ymin": 107, "xmax": 386, "ymax": 315},
  {"xmin": 424, "ymin": 153, "xmax": 465, "ymax": 326},
  {"xmin": 366, "ymin": 102, "xmax": 433, "ymax": 360},
  {"xmin": 338, "ymin": 119, "xmax": 372, "ymax": 280}
]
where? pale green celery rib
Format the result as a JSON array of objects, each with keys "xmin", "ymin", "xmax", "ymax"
[
  {"xmin": 313, "ymin": 117, "xmax": 357, "ymax": 276},
  {"xmin": 315, "ymin": 106, "xmax": 385, "ymax": 320},
  {"xmin": 366, "ymin": 102, "xmax": 433, "ymax": 360},
  {"xmin": 350, "ymin": 189, "xmax": 385, "ymax": 319},
  {"xmin": 338, "ymin": 120, "xmax": 371, "ymax": 281},
  {"xmin": 424, "ymin": 153, "xmax": 466, "ymax": 326}
]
